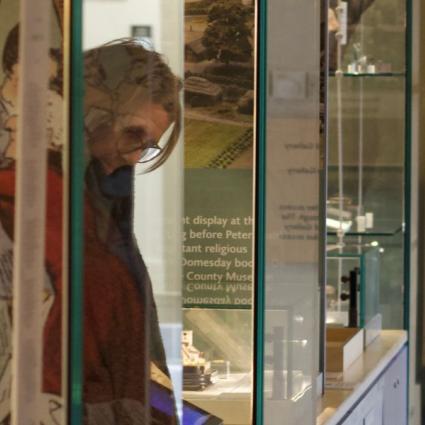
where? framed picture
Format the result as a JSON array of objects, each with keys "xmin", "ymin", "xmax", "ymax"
[
  {"xmin": 131, "ymin": 25, "xmax": 153, "ymax": 48},
  {"xmin": 131, "ymin": 25, "xmax": 152, "ymax": 38}
]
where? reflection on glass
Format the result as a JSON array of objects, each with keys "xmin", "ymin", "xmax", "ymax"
[
  {"xmin": 82, "ymin": 0, "xmax": 258, "ymax": 421},
  {"xmin": 182, "ymin": 0, "xmax": 256, "ymax": 423},
  {"xmin": 262, "ymin": 0, "xmax": 321, "ymax": 423}
]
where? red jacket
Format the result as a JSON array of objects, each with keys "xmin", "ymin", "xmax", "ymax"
[{"xmin": 0, "ymin": 163, "xmax": 147, "ymax": 404}]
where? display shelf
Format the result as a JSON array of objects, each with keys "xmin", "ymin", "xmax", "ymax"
[
  {"xmin": 184, "ymin": 370, "xmax": 312, "ymax": 424},
  {"xmin": 329, "ymin": 72, "xmax": 405, "ymax": 78},
  {"xmin": 184, "ymin": 373, "xmax": 251, "ymax": 398},
  {"xmin": 184, "ymin": 371, "xmax": 311, "ymax": 401},
  {"xmin": 327, "ymin": 224, "xmax": 403, "ymax": 238}
]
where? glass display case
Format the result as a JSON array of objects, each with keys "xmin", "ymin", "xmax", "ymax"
[
  {"xmin": 1, "ymin": 0, "xmax": 411, "ymax": 423},
  {"xmin": 327, "ymin": 0, "xmax": 408, "ymax": 329},
  {"xmin": 72, "ymin": 0, "xmax": 323, "ymax": 423},
  {"xmin": 70, "ymin": 0, "xmax": 323, "ymax": 423}
]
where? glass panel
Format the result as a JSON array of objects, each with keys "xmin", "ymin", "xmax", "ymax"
[
  {"xmin": 261, "ymin": 0, "xmax": 321, "ymax": 423},
  {"xmin": 327, "ymin": 77, "xmax": 405, "ymax": 236},
  {"xmin": 79, "ymin": 0, "xmax": 257, "ymax": 423},
  {"xmin": 81, "ymin": 0, "xmax": 185, "ymax": 423},
  {"xmin": 327, "ymin": 0, "xmax": 407, "ymax": 329},
  {"xmin": 182, "ymin": 1, "xmax": 256, "ymax": 423},
  {"xmin": 327, "ymin": 244, "xmax": 380, "ymax": 332},
  {"xmin": 0, "ymin": 0, "xmax": 67, "ymax": 422}
]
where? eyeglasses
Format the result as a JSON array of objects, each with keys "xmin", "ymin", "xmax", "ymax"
[
  {"xmin": 84, "ymin": 106, "xmax": 176, "ymax": 166},
  {"xmin": 137, "ymin": 144, "xmax": 162, "ymax": 164},
  {"xmin": 119, "ymin": 142, "xmax": 162, "ymax": 164},
  {"xmin": 117, "ymin": 121, "xmax": 175, "ymax": 164}
]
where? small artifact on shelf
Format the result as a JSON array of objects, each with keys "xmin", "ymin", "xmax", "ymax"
[
  {"xmin": 327, "ymin": 200, "xmax": 353, "ymax": 233},
  {"xmin": 182, "ymin": 331, "xmax": 217, "ymax": 391}
]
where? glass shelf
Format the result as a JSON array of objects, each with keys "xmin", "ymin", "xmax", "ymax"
[
  {"xmin": 329, "ymin": 72, "xmax": 405, "ymax": 78},
  {"xmin": 327, "ymin": 223, "xmax": 403, "ymax": 238},
  {"xmin": 327, "ymin": 243, "xmax": 378, "ymax": 257}
]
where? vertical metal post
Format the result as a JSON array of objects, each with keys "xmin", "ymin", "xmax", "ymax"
[{"xmin": 254, "ymin": 0, "xmax": 267, "ymax": 423}]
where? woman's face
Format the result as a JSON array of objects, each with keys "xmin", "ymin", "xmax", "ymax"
[{"xmin": 88, "ymin": 102, "xmax": 171, "ymax": 174}]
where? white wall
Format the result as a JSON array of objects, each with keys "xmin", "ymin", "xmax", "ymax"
[{"xmin": 83, "ymin": 0, "xmax": 161, "ymax": 49}]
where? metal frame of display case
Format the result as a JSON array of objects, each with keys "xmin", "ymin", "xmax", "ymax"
[
  {"xmin": 254, "ymin": 0, "xmax": 267, "ymax": 421},
  {"xmin": 403, "ymin": 5, "xmax": 413, "ymax": 415},
  {"xmin": 319, "ymin": 0, "xmax": 330, "ymax": 392},
  {"xmin": 404, "ymin": 0, "xmax": 413, "ymax": 333},
  {"xmin": 70, "ymin": 0, "xmax": 84, "ymax": 422}
]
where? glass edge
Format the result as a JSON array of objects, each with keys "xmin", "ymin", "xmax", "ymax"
[
  {"xmin": 404, "ymin": 0, "xmax": 413, "ymax": 413},
  {"xmin": 360, "ymin": 254, "xmax": 366, "ymax": 328},
  {"xmin": 319, "ymin": 0, "xmax": 330, "ymax": 388},
  {"xmin": 404, "ymin": 0, "xmax": 413, "ymax": 333},
  {"xmin": 69, "ymin": 0, "xmax": 84, "ymax": 423},
  {"xmin": 254, "ymin": 0, "xmax": 267, "ymax": 423}
]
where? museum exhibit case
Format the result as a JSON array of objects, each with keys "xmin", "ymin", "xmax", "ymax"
[
  {"xmin": 69, "ymin": 0, "xmax": 259, "ymax": 423},
  {"xmin": 326, "ymin": 0, "xmax": 409, "ymax": 330},
  {"xmin": 0, "ymin": 0, "xmax": 412, "ymax": 423},
  {"xmin": 68, "ymin": 0, "xmax": 323, "ymax": 423}
]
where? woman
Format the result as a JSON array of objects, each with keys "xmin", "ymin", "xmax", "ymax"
[
  {"xmin": 0, "ymin": 28, "xmax": 182, "ymax": 423},
  {"xmin": 80, "ymin": 40, "xmax": 182, "ymax": 423}
]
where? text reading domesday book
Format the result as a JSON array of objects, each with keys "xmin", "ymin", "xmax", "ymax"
[{"xmin": 183, "ymin": 214, "xmax": 253, "ymax": 308}]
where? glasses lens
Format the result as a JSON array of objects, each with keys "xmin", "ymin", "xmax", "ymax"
[
  {"xmin": 139, "ymin": 147, "xmax": 161, "ymax": 163},
  {"xmin": 157, "ymin": 121, "xmax": 176, "ymax": 149}
]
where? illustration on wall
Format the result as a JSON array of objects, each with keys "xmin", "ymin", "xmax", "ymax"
[{"xmin": 0, "ymin": 0, "xmax": 64, "ymax": 423}]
